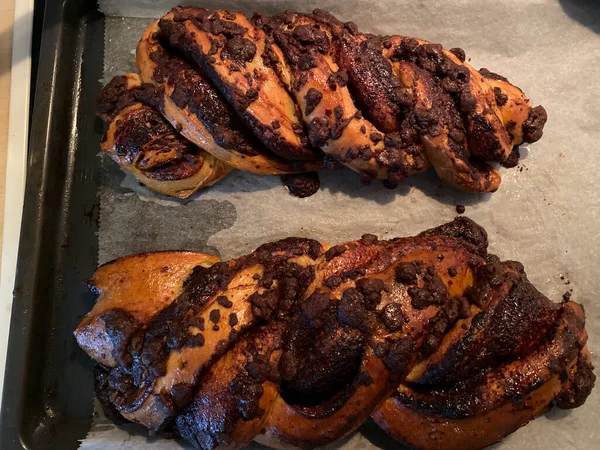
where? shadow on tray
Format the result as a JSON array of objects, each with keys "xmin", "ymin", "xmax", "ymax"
[{"xmin": 559, "ymin": 0, "xmax": 600, "ymax": 35}]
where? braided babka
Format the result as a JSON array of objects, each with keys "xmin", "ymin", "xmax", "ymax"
[
  {"xmin": 74, "ymin": 218, "xmax": 593, "ymax": 449},
  {"xmin": 97, "ymin": 6, "xmax": 547, "ymax": 198}
]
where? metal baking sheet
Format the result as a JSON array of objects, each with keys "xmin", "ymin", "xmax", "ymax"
[{"xmin": 2, "ymin": 0, "xmax": 599, "ymax": 449}]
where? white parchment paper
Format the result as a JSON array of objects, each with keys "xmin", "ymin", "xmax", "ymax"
[{"xmin": 84, "ymin": 0, "xmax": 600, "ymax": 448}]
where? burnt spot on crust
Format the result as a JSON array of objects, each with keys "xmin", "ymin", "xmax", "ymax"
[
  {"xmin": 373, "ymin": 337, "xmax": 413, "ymax": 375},
  {"xmin": 101, "ymin": 309, "xmax": 140, "ymax": 369},
  {"xmin": 98, "ymin": 76, "xmax": 139, "ymax": 122},
  {"xmin": 93, "ymin": 366, "xmax": 127, "ymax": 425},
  {"xmin": 420, "ymin": 217, "xmax": 488, "ymax": 256},
  {"xmin": 336, "ymin": 35, "xmax": 406, "ymax": 132},
  {"xmin": 554, "ymin": 353, "xmax": 596, "ymax": 409},
  {"xmin": 280, "ymin": 171, "xmax": 321, "ymax": 198}
]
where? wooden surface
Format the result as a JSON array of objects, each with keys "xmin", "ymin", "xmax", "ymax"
[{"xmin": 0, "ymin": 0, "xmax": 15, "ymax": 258}]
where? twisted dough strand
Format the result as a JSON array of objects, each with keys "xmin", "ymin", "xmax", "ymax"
[{"xmin": 75, "ymin": 218, "xmax": 594, "ymax": 450}]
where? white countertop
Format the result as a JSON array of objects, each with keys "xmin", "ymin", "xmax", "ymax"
[{"xmin": 0, "ymin": 0, "xmax": 34, "ymax": 407}]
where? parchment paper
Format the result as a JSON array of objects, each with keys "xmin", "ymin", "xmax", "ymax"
[{"xmin": 83, "ymin": 1, "xmax": 600, "ymax": 448}]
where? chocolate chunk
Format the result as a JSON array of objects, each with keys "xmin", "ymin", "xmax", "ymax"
[
  {"xmin": 221, "ymin": 36, "xmax": 257, "ymax": 63},
  {"xmin": 455, "ymin": 205, "xmax": 466, "ymax": 214},
  {"xmin": 370, "ymin": 132, "xmax": 383, "ymax": 143},
  {"xmin": 408, "ymin": 272, "xmax": 448, "ymax": 310},
  {"xmin": 293, "ymin": 73, "xmax": 309, "ymax": 91},
  {"xmin": 344, "ymin": 21, "xmax": 359, "ymax": 35},
  {"xmin": 308, "ymin": 116, "xmax": 331, "ymax": 147},
  {"xmin": 337, "ymin": 288, "xmax": 372, "ymax": 333},
  {"xmin": 245, "ymin": 87, "xmax": 259, "ymax": 103},
  {"xmin": 382, "ymin": 303, "xmax": 406, "ymax": 332},
  {"xmin": 292, "ymin": 24, "xmax": 330, "ymax": 52},
  {"xmin": 408, "ymin": 287, "xmax": 434, "ymax": 309},
  {"xmin": 361, "ymin": 234, "xmax": 378, "ymax": 244},
  {"xmin": 358, "ymin": 371, "xmax": 374, "ymax": 386},
  {"xmin": 209, "ymin": 309, "xmax": 221, "ymax": 324},
  {"xmin": 186, "ymin": 333, "xmax": 205, "ymax": 348},
  {"xmin": 271, "ymin": 120, "xmax": 281, "ymax": 129},
  {"xmin": 189, "ymin": 316, "xmax": 205, "ymax": 331},
  {"xmin": 324, "ymin": 275, "xmax": 343, "ymax": 289},
  {"xmin": 448, "ymin": 266, "xmax": 458, "ymax": 277},
  {"xmin": 449, "ymin": 47, "xmax": 466, "ymax": 62},
  {"xmin": 523, "ymin": 105, "xmax": 547, "ymax": 143},
  {"xmin": 298, "ymin": 54, "xmax": 318, "ymax": 70},
  {"xmin": 229, "ymin": 313, "xmax": 238, "ymax": 327},
  {"xmin": 327, "ymin": 69, "xmax": 349, "ymax": 90},
  {"xmin": 325, "ymin": 244, "xmax": 348, "ymax": 261},
  {"xmin": 356, "ymin": 277, "xmax": 386, "ymax": 309},
  {"xmin": 170, "ymin": 383, "xmax": 194, "ymax": 408},
  {"xmin": 502, "ymin": 146, "xmax": 520, "ymax": 168},
  {"xmin": 302, "ymin": 292, "xmax": 332, "ymax": 327},
  {"xmin": 479, "ymin": 68, "xmax": 508, "ymax": 82},
  {"xmin": 493, "ymin": 86, "xmax": 508, "ymax": 107},
  {"xmin": 374, "ymin": 338, "xmax": 413, "ymax": 374},
  {"xmin": 395, "ymin": 262, "xmax": 419, "ymax": 285},
  {"xmin": 249, "ymin": 289, "xmax": 280, "ymax": 321},
  {"xmin": 281, "ymin": 172, "xmax": 321, "ymax": 198},
  {"xmin": 341, "ymin": 268, "xmax": 366, "ymax": 280},
  {"xmin": 304, "ymin": 88, "xmax": 324, "ymax": 116},
  {"xmin": 217, "ymin": 296, "xmax": 233, "ymax": 308}
]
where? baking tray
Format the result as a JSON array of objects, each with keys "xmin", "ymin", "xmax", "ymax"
[
  {"xmin": 1, "ymin": 0, "xmax": 599, "ymax": 449},
  {"xmin": 0, "ymin": 0, "xmax": 104, "ymax": 448}
]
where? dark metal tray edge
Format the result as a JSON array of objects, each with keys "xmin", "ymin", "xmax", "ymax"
[{"xmin": 1, "ymin": 0, "xmax": 104, "ymax": 448}]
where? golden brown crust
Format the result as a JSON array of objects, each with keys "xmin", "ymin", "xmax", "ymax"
[
  {"xmin": 98, "ymin": 73, "xmax": 231, "ymax": 198},
  {"xmin": 374, "ymin": 303, "xmax": 588, "ymax": 450},
  {"xmin": 256, "ymin": 12, "xmax": 429, "ymax": 185},
  {"xmin": 74, "ymin": 218, "xmax": 592, "ymax": 450},
  {"xmin": 136, "ymin": 21, "xmax": 322, "ymax": 175},
  {"xmin": 102, "ymin": 8, "xmax": 545, "ymax": 193},
  {"xmin": 74, "ymin": 251, "xmax": 219, "ymax": 368},
  {"xmin": 158, "ymin": 7, "xmax": 318, "ymax": 161},
  {"xmin": 392, "ymin": 59, "xmax": 501, "ymax": 192},
  {"xmin": 389, "ymin": 36, "xmax": 546, "ymax": 163}
]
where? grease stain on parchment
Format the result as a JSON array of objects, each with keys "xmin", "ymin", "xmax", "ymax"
[{"xmin": 98, "ymin": 188, "xmax": 236, "ymax": 264}]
